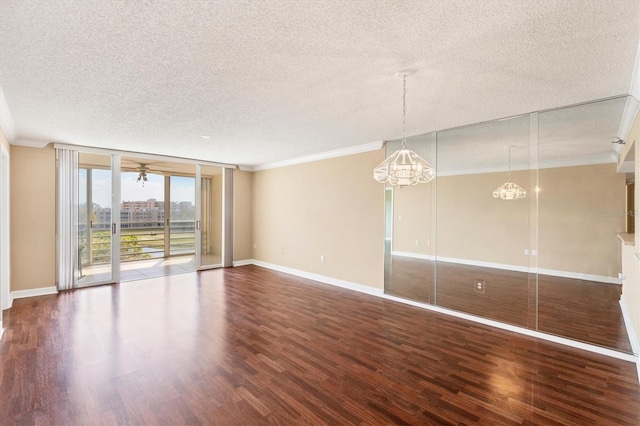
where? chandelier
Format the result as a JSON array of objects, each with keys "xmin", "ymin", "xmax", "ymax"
[
  {"xmin": 374, "ymin": 72, "xmax": 435, "ymax": 186},
  {"xmin": 493, "ymin": 146, "xmax": 526, "ymax": 200}
]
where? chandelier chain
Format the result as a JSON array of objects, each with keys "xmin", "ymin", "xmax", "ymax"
[
  {"xmin": 372, "ymin": 71, "xmax": 435, "ymax": 186},
  {"xmin": 402, "ymin": 75, "xmax": 407, "ymax": 149},
  {"xmin": 507, "ymin": 146, "xmax": 512, "ymax": 181}
]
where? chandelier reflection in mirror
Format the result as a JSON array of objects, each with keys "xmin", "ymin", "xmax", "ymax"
[
  {"xmin": 493, "ymin": 146, "xmax": 526, "ymax": 200},
  {"xmin": 374, "ymin": 72, "xmax": 435, "ymax": 186}
]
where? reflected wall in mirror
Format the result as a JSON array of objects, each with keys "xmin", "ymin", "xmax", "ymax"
[
  {"xmin": 383, "ymin": 96, "xmax": 636, "ymax": 354},
  {"xmin": 435, "ymin": 114, "xmax": 534, "ymax": 328},
  {"xmin": 537, "ymin": 97, "xmax": 629, "ymax": 351}
]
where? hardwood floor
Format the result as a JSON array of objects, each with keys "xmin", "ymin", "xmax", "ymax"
[
  {"xmin": 1, "ymin": 265, "xmax": 639, "ymax": 424},
  {"xmin": 385, "ymin": 254, "xmax": 632, "ymax": 353}
]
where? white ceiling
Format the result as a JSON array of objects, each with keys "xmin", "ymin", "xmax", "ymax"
[{"xmin": 0, "ymin": 1, "xmax": 639, "ymax": 169}]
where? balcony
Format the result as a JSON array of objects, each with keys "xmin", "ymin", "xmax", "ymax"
[{"xmin": 79, "ymin": 219, "xmax": 195, "ymax": 265}]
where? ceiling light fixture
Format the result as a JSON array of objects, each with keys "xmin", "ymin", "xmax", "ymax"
[
  {"xmin": 493, "ymin": 146, "xmax": 526, "ymax": 200},
  {"xmin": 200, "ymin": 135, "xmax": 210, "ymax": 139},
  {"xmin": 137, "ymin": 164, "xmax": 149, "ymax": 187},
  {"xmin": 374, "ymin": 71, "xmax": 435, "ymax": 186}
]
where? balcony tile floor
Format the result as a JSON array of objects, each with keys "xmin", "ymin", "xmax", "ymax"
[
  {"xmin": 79, "ymin": 253, "xmax": 224, "ymax": 285},
  {"xmin": 79, "ymin": 255, "xmax": 196, "ymax": 284}
]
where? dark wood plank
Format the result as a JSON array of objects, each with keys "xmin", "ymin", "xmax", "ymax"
[
  {"xmin": 385, "ymin": 253, "xmax": 632, "ymax": 352},
  {"xmin": 0, "ymin": 265, "xmax": 638, "ymax": 424}
]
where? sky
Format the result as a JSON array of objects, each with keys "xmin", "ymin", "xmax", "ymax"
[{"xmin": 85, "ymin": 171, "xmax": 195, "ymax": 207}]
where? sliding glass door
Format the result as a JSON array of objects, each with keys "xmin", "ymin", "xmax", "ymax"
[
  {"xmin": 169, "ymin": 176, "xmax": 196, "ymax": 256},
  {"xmin": 119, "ymin": 169, "xmax": 165, "ymax": 261},
  {"xmin": 77, "ymin": 153, "xmax": 120, "ymax": 286},
  {"xmin": 62, "ymin": 150, "xmax": 230, "ymax": 286}
]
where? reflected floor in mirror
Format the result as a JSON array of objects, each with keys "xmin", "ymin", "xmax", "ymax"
[
  {"xmin": 2, "ymin": 265, "xmax": 639, "ymax": 424},
  {"xmin": 385, "ymin": 253, "xmax": 631, "ymax": 353}
]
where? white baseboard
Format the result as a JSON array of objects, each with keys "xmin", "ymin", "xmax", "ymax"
[
  {"xmin": 240, "ymin": 259, "xmax": 637, "ymax": 363},
  {"xmin": 250, "ymin": 260, "xmax": 383, "ymax": 297},
  {"xmin": 232, "ymin": 259, "xmax": 253, "ymax": 267},
  {"xmin": 390, "ymin": 252, "xmax": 621, "ymax": 284},
  {"xmin": 390, "ymin": 251, "xmax": 433, "ymax": 260},
  {"xmin": 537, "ymin": 267, "xmax": 621, "ymax": 285},
  {"xmin": 435, "ymin": 256, "xmax": 531, "ymax": 273},
  {"xmin": 9, "ymin": 286, "xmax": 58, "ymax": 307}
]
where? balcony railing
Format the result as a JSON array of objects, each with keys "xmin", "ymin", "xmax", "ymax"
[{"xmin": 79, "ymin": 220, "xmax": 195, "ymax": 265}]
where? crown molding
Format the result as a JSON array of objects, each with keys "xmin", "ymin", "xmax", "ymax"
[
  {"xmin": 617, "ymin": 96, "xmax": 640, "ymax": 143},
  {"xmin": 243, "ymin": 137, "xmax": 613, "ymax": 175},
  {"xmin": 629, "ymin": 37, "xmax": 640, "ymax": 102},
  {"xmin": 246, "ymin": 140, "xmax": 384, "ymax": 172},
  {"xmin": 12, "ymin": 137, "xmax": 51, "ymax": 149},
  {"xmin": 0, "ymin": 86, "xmax": 17, "ymax": 142}
]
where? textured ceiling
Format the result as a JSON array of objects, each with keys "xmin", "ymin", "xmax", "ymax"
[{"xmin": 0, "ymin": 0, "xmax": 639, "ymax": 168}]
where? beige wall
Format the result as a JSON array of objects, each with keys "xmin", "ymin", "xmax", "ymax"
[
  {"xmin": 10, "ymin": 145, "xmax": 56, "ymax": 291},
  {"xmin": 437, "ymin": 170, "xmax": 532, "ymax": 266},
  {"xmin": 391, "ymin": 163, "xmax": 625, "ymax": 278},
  {"xmin": 233, "ymin": 169, "xmax": 253, "ymax": 261},
  {"xmin": 538, "ymin": 163, "xmax": 625, "ymax": 277},
  {"xmin": 252, "ymin": 150, "xmax": 385, "ymax": 289},
  {"xmin": 392, "ymin": 183, "xmax": 433, "ymax": 255},
  {"xmin": 394, "ymin": 170, "xmax": 532, "ymax": 266}
]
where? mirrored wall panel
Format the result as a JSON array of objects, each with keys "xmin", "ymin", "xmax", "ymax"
[
  {"xmin": 384, "ymin": 134, "xmax": 435, "ymax": 304},
  {"xmin": 383, "ymin": 96, "xmax": 636, "ymax": 354},
  {"xmin": 537, "ymin": 96, "xmax": 630, "ymax": 351},
  {"xmin": 435, "ymin": 114, "xmax": 534, "ymax": 327}
]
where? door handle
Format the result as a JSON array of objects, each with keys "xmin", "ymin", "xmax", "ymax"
[
  {"xmin": 196, "ymin": 220, "xmax": 200, "ymax": 230},
  {"xmin": 112, "ymin": 223, "xmax": 116, "ymax": 234}
]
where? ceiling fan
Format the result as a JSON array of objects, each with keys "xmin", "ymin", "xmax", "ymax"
[{"xmin": 136, "ymin": 163, "xmax": 149, "ymax": 186}]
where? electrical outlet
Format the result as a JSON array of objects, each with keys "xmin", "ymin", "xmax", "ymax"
[
  {"xmin": 280, "ymin": 248, "xmax": 284, "ymax": 254},
  {"xmin": 474, "ymin": 279, "xmax": 485, "ymax": 293},
  {"xmin": 320, "ymin": 255, "xmax": 325, "ymax": 263},
  {"xmin": 415, "ymin": 240, "xmax": 419, "ymax": 246},
  {"xmin": 524, "ymin": 249, "xmax": 529, "ymax": 255}
]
